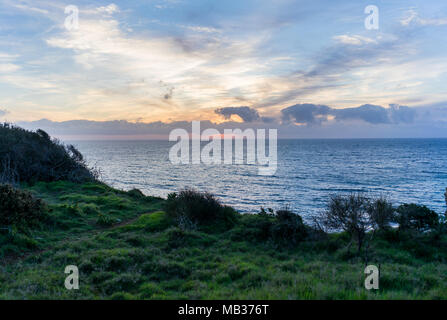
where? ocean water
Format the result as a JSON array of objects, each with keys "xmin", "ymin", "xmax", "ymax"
[{"xmin": 72, "ymin": 139, "xmax": 447, "ymax": 218}]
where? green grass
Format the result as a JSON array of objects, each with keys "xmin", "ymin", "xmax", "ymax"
[
  {"xmin": 0, "ymin": 181, "xmax": 163, "ymax": 258},
  {"xmin": 1, "ymin": 181, "xmax": 447, "ymax": 299}
]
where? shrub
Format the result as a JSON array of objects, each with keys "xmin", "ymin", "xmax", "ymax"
[
  {"xmin": 81, "ymin": 204, "xmax": 100, "ymax": 215},
  {"xmin": 270, "ymin": 209, "xmax": 307, "ymax": 245},
  {"xmin": 230, "ymin": 212, "xmax": 274, "ymax": 242},
  {"xmin": 0, "ymin": 123, "xmax": 97, "ymax": 184},
  {"xmin": 127, "ymin": 188, "xmax": 145, "ymax": 199},
  {"xmin": 164, "ymin": 189, "xmax": 237, "ymax": 228},
  {"xmin": 0, "ymin": 184, "xmax": 47, "ymax": 231},
  {"xmin": 96, "ymin": 212, "xmax": 114, "ymax": 226},
  {"xmin": 395, "ymin": 204, "xmax": 439, "ymax": 232},
  {"xmin": 317, "ymin": 194, "xmax": 371, "ymax": 252},
  {"xmin": 367, "ymin": 197, "xmax": 394, "ymax": 231},
  {"xmin": 102, "ymin": 273, "xmax": 142, "ymax": 295},
  {"xmin": 139, "ymin": 283, "xmax": 165, "ymax": 299}
]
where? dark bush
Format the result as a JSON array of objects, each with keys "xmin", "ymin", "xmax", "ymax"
[
  {"xmin": 395, "ymin": 204, "xmax": 439, "ymax": 232},
  {"xmin": 0, "ymin": 184, "xmax": 47, "ymax": 230},
  {"xmin": 127, "ymin": 188, "xmax": 145, "ymax": 199},
  {"xmin": 367, "ymin": 197, "xmax": 394, "ymax": 231},
  {"xmin": 0, "ymin": 123, "xmax": 97, "ymax": 183},
  {"xmin": 317, "ymin": 194, "xmax": 371, "ymax": 252},
  {"xmin": 270, "ymin": 209, "xmax": 307, "ymax": 245},
  {"xmin": 230, "ymin": 212, "xmax": 274, "ymax": 242},
  {"xmin": 164, "ymin": 189, "xmax": 237, "ymax": 228}
]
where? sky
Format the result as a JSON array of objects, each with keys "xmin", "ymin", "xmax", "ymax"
[{"xmin": 1, "ymin": 0, "xmax": 447, "ymax": 138}]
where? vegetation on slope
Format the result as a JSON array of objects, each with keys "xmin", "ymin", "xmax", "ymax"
[
  {"xmin": 1, "ymin": 125, "xmax": 446, "ymax": 299},
  {"xmin": 0, "ymin": 123, "xmax": 96, "ymax": 184},
  {"xmin": 1, "ymin": 182, "xmax": 447, "ymax": 299},
  {"xmin": 0, "ymin": 181, "xmax": 164, "ymax": 258}
]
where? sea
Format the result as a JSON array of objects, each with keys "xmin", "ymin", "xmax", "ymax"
[{"xmin": 71, "ymin": 139, "xmax": 447, "ymax": 218}]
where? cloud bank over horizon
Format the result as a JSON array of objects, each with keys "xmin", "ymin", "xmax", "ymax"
[
  {"xmin": 13, "ymin": 102, "xmax": 447, "ymax": 139},
  {"xmin": 281, "ymin": 104, "xmax": 417, "ymax": 125}
]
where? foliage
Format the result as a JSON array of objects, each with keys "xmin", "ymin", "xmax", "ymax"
[
  {"xmin": 395, "ymin": 204, "xmax": 439, "ymax": 232},
  {"xmin": 127, "ymin": 188, "xmax": 145, "ymax": 199},
  {"xmin": 367, "ymin": 197, "xmax": 394, "ymax": 231},
  {"xmin": 0, "ymin": 184, "xmax": 47, "ymax": 231},
  {"xmin": 230, "ymin": 211, "xmax": 275, "ymax": 242},
  {"xmin": 0, "ymin": 180, "xmax": 164, "ymax": 258},
  {"xmin": 0, "ymin": 123, "xmax": 97, "ymax": 184},
  {"xmin": 164, "ymin": 188, "xmax": 237, "ymax": 229},
  {"xmin": 1, "ymin": 183, "xmax": 447, "ymax": 299},
  {"xmin": 270, "ymin": 209, "xmax": 307, "ymax": 245},
  {"xmin": 318, "ymin": 194, "xmax": 371, "ymax": 252}
]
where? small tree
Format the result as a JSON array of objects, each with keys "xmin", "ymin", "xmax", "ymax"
[
  {"xmin": 367, "ymin": 197, "xmax": 394, "ymax": 231},
  {"xmin": 320, "ymin": 194, "xmax": 371, "ymax": 253},
  {"xmin": 395, "ymin": 204, "xmax": 439, "ymax": 232},
  {"xmin": 164, "ymin": 188, "xmax": 237, "ymax": 229},
  {"xmin": 270, "ymin": 209, "xmax": 307, "ymax": 245}
]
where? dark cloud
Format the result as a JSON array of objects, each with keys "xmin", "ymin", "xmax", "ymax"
[
  {"xmin": 215, "ymin": 106, "xmax": 261, "ymax": 122},
  {"xmin": 389, "ymin": 104, "xmax": 417, "ymax": 123},
  {"xmin": 16, "ymin": 118, "xmax": 280, "ymax": 139},
  {"xmin": 334, "ymin": 104, "xmax": 390, "ymax": 124},
  {"xmin": 14, "ymin": 103, "xmax": 444, "ymax": 139},
  {"xmin": 281, "ymin": 104, "xmax": 331, "ymax": 125},
  {"xmin": 164, "ymin": 87, "xmax": 174, "ymax": 100},
  {"xmin": 281, "ymin": 103, "xmax": 416, "ymax": 126},
  {"xmin": 260, "ymin": 116, "xmax": 276, "ymax": 123},
  {"xmin": 0, "ymin": 109, "xmax": 9, "ymax": 117}
]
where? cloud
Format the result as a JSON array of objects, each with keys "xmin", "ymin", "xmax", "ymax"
[
  {"xmin": 0, "ymin": 109, "xmax": 9, "ymax": 117},
  {"xmin": 335, "ymin": 104, "xmax": 416, "ymax": 124},
  {"xmin": 0, "ymin": 63, "xmax": 21, "ymax": 73},
  {"xmin": 281, "ymin": 103, "xmax": 416, "ymax": 126},
  {"xmin": 164, "ymin": 88, "xmax": 174, "ymax": 100},
  {"xmin": 335, "ymin": 104, "xmax": 390, "ymax": 124},
  {"xmin": 2, "ymin": 0, "xmax": 446, "ymax": 126},
  {"xmin": 96, "ymin": 4, "xmax": 120, "ymax": 15},
  {"xmin": 180, "ymin": 25, "xmax": 221, "ymax": 33},
  {"xmin": 389, "ymin": 104, "xmax": 417, "ymax": 123},
  {"xmin": 12, "ymin": 3, "xmax": 49, "ymax": 14},
  {"xmin": 0, "ymin": 53, "xmax": 19, "ymax": 61},
  {"xmin": 215, "ymin": 106, "xmax": 261, "ymax": 122},
  {"xmin": 281, "ymin": 104, "xmax": 331, "ymax": 125},
  {"xmin": 401, "ymin": 9, "xmax": 447, "ymax": 27},
  {"xmin": 333, "ymin": 35, "xmax": 377, "ymax": 46},
  {"xmin": 15, "ymin": 104, "xmax": 444, "ymax": 140},
  {"xmin": 16, "ymin": 118, "xmax": 280, "ymax": 139},
  {"xmin": 44, "ymin": 14, "xmax": 272, "ymax": 120},
  {"xmin": 256, "ymin": 32, "xmax": 411, "ymax": 109}
]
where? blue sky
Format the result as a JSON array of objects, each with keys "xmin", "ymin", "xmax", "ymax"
[{"xmin": 1, "ymin": 0, "xmax": 447, "ymax": 137}]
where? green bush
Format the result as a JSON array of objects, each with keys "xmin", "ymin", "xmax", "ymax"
[
  {"xmin": 230, "ymin": 213, "xmax": 274, "ymax": 242},
  {"xmin": 81, "ymin": 204, "xmax": 100, "ymax": 215},
  {"xmin": 127, "ymin": 188, "xmax": 145, "ymax": 199},
  {"xmin": 96, "ymin": 212, "xmax": 114, "ymax": 226},
  {"xmin": 316, "ymin": 194, "xmax": 371, "ymax": 252},
  {"xmin": 164, "ymin": 189, "xmax": 237, "ymax": 229},
  {"xmin": 367, "ymin": 197, "xmax": 394, "ymax": 231},
  {"xmin": 102, "ymin": 273, "xmax": 142, "ymax": 295},
  {"xmin": 271, "ymin": 209, "xmax": 307, "ymax": 245},
  {"xmin": 395, "ymin": 204, "xmax": 439, "ymax": 232},
  {"xmin": 0, "ymin": 184, "xmax": 47, "ymax": 231},
  {"xmin": 231, "ymin": 208, "xmax": 307, "ymax": 245},
  {"xmin": 0, "ymin": 123, "xmax": 97, "ymax": 183}
]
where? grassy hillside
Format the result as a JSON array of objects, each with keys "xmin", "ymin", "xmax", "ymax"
[
  {"xmin": 1, "ymin": 125, "xmax": 446, "ymax": 300},
  {"xmin": 1, "ymin": 181, "xmax": 447, "ymax": 299}
]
